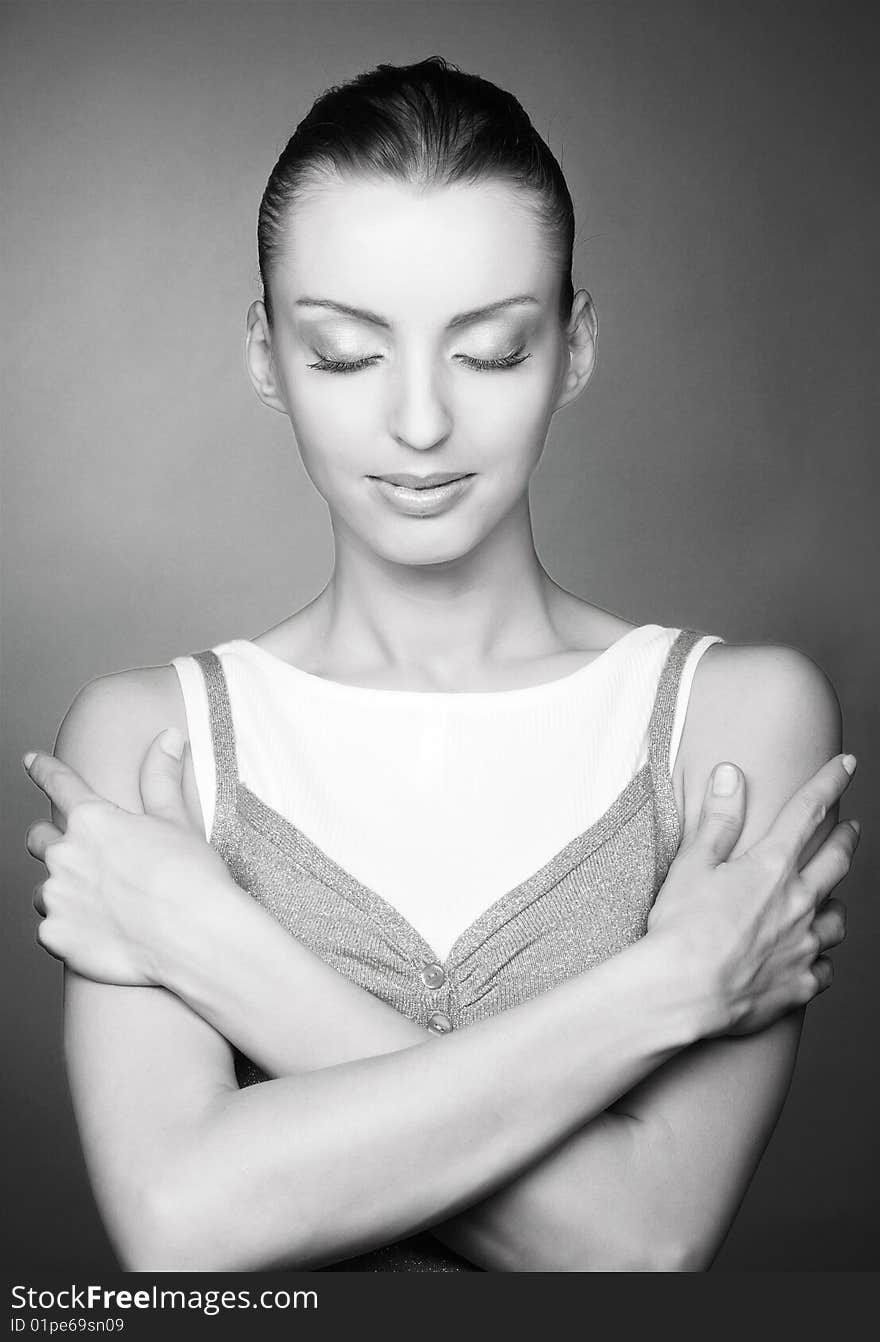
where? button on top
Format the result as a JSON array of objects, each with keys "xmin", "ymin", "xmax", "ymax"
[
  {"xmin": 420, "ymin": 961, "xmax": 447, "ymax": 990},
  {"xmin": 426, "ymin": 1010, "xmax": 453, "ymax": 1035}
]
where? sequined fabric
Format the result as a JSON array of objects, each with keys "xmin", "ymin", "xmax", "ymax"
[{"xmin": 190, "ymin": 628, "xmax": 706, "ymax": 1271}]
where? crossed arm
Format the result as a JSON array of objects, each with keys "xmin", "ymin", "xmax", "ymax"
[
  {"xmin": 169, "ymin": 867, "xmax": 805, "ymax": 1272},
  {"xmin": 53, "ymin": 643, "xmax": 842, "ymax": 1271}
]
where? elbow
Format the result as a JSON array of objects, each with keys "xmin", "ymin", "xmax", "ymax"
[
  {"xmin": 114, "ymin": 1171, "xmax": 315, "ymax": 1274},
  {"xmin": 108, "ymin": 1172, "xmax": 228, "ymax": 1273},
  {"xmin": 568, "ymin": 1220, "xmax": 713, "ymax": 1273},
  {"xmin": 614, "ymin": 1219, "xmax": 717, "ymax": 1273},
  {"xmin": 110, "ymin": 1178, "xmax": 196, "ymax": 1273},
  {"xmin": 634, "ymin": 1234, "xmax": 712, "ymax": 1273},
  {"xmin": 591, "ymin": 1237, "xmax": 709, "ymax": 1274}
]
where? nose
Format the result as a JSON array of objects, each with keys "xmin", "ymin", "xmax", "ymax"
[{"xmin": 387, "ymin": 352, "xmax": 452, "ymax": 452}]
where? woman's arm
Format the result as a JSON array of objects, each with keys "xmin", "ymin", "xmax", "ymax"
[
  {"xmin": 591, "ymin": 644, "xmax": 846, "ymax": 1269},
  {"xmin": 141, "ymin": 646, "xmax": 849, "ymax": 1270},
  {"xmin": 40, "ymin": 656, "xmax": 851, "ymax": 1271},
  {"xmin": 437, "ymin": 645, "xmax": 848, "ymax": 1270}
]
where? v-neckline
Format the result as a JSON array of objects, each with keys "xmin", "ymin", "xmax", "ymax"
[
  {"xmin": 232, "ymin": 763, "xmax": 658, "ymax": 973},
  {"xmin": 192, "ymin": 625, "xmax": 701, "ymax": 971}
]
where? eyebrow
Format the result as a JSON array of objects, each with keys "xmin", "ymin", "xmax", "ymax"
[{"xmin": 294, "ymin": 294, "xmax": 540, "ymax": 330}]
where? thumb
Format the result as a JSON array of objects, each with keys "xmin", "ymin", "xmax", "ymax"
[
  {"xmin": 139, "ymin": 728, "xmax": 189, "ymax": 825},
  {"xmin": 690, "ymin": 762, "xmax": 746, "ymax": 865}
]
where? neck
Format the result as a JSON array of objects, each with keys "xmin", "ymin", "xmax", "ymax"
[{"xmin": 312, "ymin": 496, "xmax": 567, "ymax": 688}]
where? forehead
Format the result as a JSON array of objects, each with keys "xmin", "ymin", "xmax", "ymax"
[{"xmin": 273, "ymin": 176, "xmax": 557, "ymax": 321}]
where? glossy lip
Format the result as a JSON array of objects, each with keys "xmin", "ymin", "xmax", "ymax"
[
  {"xmin": 370, "ymin": 473, "xmax": 475, "ymax": 516},
  {"xmin": 370, "ymin": 471, "xmax": 472, "ymax": 488}
]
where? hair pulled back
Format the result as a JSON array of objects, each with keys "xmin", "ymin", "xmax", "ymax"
[{"xmin": 257, "ymin": 56, "xmax": 575, "ymax": 327}]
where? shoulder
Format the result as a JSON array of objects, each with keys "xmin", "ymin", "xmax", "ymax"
[
  {"xmin": 676, "ymin": 639, "xmax": 842, "ymax": 845},
  {"xmin": 54, "ymin": 664, "xmax": 194, "ymax": 817},
  {"xmin": 684, "ymin": 640, "xmax": 841, "ymax": 751},
  {"xmin": 56, "ymin": 664, "xmax": 185, "ymax": 764}
]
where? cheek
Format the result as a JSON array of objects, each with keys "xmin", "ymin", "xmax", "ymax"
[
  {"xmin": 285, "ymin": 379, "xmax": 372, "ymax": 482},
  {"xmin": 460, "ymin": 367, "xmax": 557, "ymax": 464},
  {"xmin": 287, "ymin": 369, "xmax": 370, "ymax": 429}
]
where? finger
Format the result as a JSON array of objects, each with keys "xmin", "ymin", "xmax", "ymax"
[
  {"xmin": 799, "ymin": 820, "xmax": 860, "ymax": 905},
  {"xmin": 25, "ymin": 819, "xmax": 63, "ymax": 863},
  {"xmin": 688, "ymin": 762, "xmax": 746, "ymax": 865},
  {"xmin": 758, "ymin": 754, "xmax": 857, "ymax": 866},
  {"xmin": 811, "ymin": 954, "xmax": 834, "ymax": 995},
  {"xmin": 812, "ymin": 897, "xmax": 847, "ymax": 953},
  {"xmin": 22, "ymin": 751, "xmax": 103, "ymax": 825},
  {"xmin": 33, "ymin": 882, "xmax": 46, "ymax": 917},
  {"xmin": 35, "ymin": 917, "xmax": 63, "ymax": 963},
  {"xmin": 139, "ymin": 728, "xmax": 190, "ymax": 827}
]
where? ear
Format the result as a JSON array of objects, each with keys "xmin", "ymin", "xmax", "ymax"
[
  {"xmin": 245, "ymin": 300, "xmax": 289, "ymax": 414},
  {"xmin": 553, "ymin": 289, "xmax": 597, "ymax": 414}
]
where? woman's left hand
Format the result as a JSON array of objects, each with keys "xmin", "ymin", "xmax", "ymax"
[{"xmin": 23, "ymin": 729, "xmax": 236, "ymax": 986}]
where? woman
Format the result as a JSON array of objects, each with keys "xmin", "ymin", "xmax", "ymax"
[{"xmin": 23, "ymin": 57, "xmax": 859, "ymax": 1272}]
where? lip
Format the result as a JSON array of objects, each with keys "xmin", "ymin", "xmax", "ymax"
[
  {"xmin": 371, "ymin": 472, "xmax": 472, "ymax": 488},
  {"xmin": 370, "ymin": 473, "xmax": 475, "ymax": 516}
]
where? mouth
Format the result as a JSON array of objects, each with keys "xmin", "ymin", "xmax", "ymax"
[
  {"xmin": 368, "ymin": 473, "xmax": 476, "ymax": 515},
  {"xmin": 369, "ymin": 472, "xmax": 474, "ymax": 489}
]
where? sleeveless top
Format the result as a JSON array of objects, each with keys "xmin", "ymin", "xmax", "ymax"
[
  {"xmin": 173, "ymin": 624, "xmax": 714, "ymax": 962},
  {"xmin": 171, "ymin": 625, "xmax": 721, "ymax": 1271}
]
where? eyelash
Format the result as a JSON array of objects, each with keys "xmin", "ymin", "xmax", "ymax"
[{"xmin": 307, "ymin": 350, "xmax": 532, "ymax": 375}]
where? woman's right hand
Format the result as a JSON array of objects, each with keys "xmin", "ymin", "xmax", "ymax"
[
  {"xmin": 647, "ymin": 754, "xmax": 859, "ymax": 1037},
  {"xmin": 23, "ymin": 733, "xmax": 241, "ymax": 987}
]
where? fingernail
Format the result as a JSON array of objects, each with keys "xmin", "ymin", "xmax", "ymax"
[
  {"xmin": 713, "ymin": 763, "xmax": 739, "ymax": 796},
  {"xmin": 160, "ymin": 728, "xmax": 185, "ymax": 761},
  {"xmin": 22, "ymin": 751, "xmax": 36, "ymax": 770},
  {"xmin": 848, "ymin": 819, "xmax": 861, "ymax": 837},
  {"xmin": 841, "ymin": 754, "xmax": 857, "ymax": 776}
]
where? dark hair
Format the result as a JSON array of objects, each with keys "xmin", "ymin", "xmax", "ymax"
[{"xmin": 257, "ymin": 56, "xmax": 575, "ymax": 327}]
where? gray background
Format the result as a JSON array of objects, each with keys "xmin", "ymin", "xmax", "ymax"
[{"xmin": 2, "ymin": 0, "xmax": 877, "ymax": 1271}]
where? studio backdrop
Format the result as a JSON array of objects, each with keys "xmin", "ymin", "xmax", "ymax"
[{"xmin": 2, "ymin": 0, "xmax": 877, "ymax": 1272}]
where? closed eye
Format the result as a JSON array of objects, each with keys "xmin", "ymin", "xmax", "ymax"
[
  {"xmin": 307, "ymin": 354, "xmax": 382, "ymax": 374},
  {"xmin": 456, "ymin": 350, "xmax": 532, "ymax": 371},
  {"xmin": 306, "ymin": 349, "xmax": 533, "ymax": 374}
]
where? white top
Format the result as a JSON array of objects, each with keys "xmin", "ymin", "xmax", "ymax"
[{"xmin": 172, "ymin": 623, "xmax": 722, "ymax": 960}]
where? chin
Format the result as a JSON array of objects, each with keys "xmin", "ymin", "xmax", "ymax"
[{"xmin": 370, "ymin": 530, "xmax": 479, "ymax": 568}]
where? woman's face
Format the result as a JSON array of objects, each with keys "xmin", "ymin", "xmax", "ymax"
[{"xmin": 248, "ymin": 176, "xmax": 592, "ymax": 567}]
